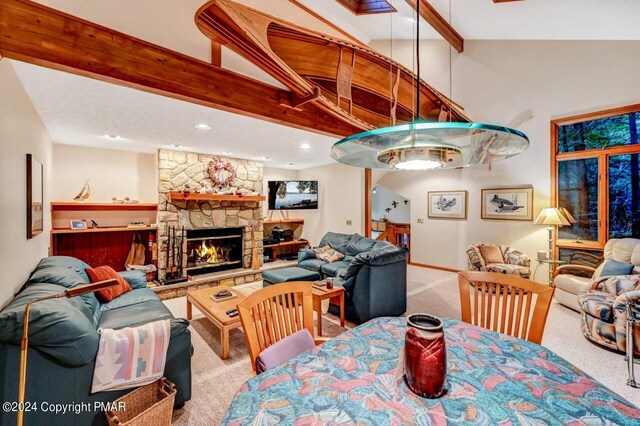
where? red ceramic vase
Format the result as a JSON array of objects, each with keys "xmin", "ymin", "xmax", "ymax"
[{"xmin": 404, "ymin": 313, "xmax": 447, "ymax": 398}]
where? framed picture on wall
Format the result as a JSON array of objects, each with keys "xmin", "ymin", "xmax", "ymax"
[
  {"xmin": 26, "ymin": 154, "xmax": 44, "ymax": 239},
  {"xmin": 428, "ymin": 191, "xmax": 467, "ymax": 219},
  {"xmin": 481, "ymin": 186, "xmax": 533, "ymax": 221}
]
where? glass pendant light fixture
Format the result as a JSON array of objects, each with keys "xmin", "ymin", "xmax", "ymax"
[{"xmin": 331, "ymin": 1, "xmax": 529, "ymax": 171}]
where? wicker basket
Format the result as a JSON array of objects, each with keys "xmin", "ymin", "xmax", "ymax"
[{"xmin": 105, "ymin": 378, "xmax": 176, "ymax": 426}]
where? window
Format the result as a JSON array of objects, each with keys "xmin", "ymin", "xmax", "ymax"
[{"xmin": 552, "ymin": 105, "xmax": 640, "ymax": 252}]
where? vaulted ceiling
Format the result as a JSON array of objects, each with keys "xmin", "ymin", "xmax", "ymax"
[{"xmin": 6, "ymin": 0, "xmax": 640, "ymax": 168}]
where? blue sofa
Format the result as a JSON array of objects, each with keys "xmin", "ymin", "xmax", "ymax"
[
  {"xmin": 0, "ymin": 256, "xmax": 191, "ymax": 426},
  {"xmin": 298, "ymin": 233, "xmax": 407, "ymax": 324}
]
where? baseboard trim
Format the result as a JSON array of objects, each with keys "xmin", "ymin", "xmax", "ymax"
[{"xmin": 409, "ymin": 262, "xmax": 462, "ymax": 273}]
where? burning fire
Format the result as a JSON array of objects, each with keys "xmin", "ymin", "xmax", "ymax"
[{"xmin": 196, "ymin": 240, "xmax": 219, "ymax": 263}]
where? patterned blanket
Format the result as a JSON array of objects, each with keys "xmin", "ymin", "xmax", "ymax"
[
  {"xmin": 223, "ymin": 317, "xmax": 640, "ymax": 425},
  {"xmin": 92, "ymin": 319, "xmax": 170, "ymax": 393}
]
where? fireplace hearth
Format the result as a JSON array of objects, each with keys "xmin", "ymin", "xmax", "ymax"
[{"xmin": 185, "ymin": 228, "xmax": 243, "ymax": 276}]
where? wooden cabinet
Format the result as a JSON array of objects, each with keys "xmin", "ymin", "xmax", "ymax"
[{"xmin": 50, "ymin": 202, "xmax": 158, "ymax": 271}]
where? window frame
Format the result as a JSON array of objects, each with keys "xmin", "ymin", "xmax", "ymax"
[{"xmin": 551, "ymin": 103, "xmax": 640, "ymax": 252}]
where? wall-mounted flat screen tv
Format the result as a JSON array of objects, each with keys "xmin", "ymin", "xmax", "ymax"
[{"xmin": 268, "ymin": 180, "xmax": 318, "ymax": 210}]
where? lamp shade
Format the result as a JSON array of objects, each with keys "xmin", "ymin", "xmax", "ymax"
[
  {"xmin": 559, "ymin": 207, "xmax": 576, "ymax": 224},
  {"xmin": 534, "ymin": 208, "xmax": 571, "ymax": 226}
]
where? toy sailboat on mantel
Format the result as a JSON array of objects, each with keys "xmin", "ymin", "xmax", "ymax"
[{"xmin": 73, "ymin": 180, "xmax": 91, "ymax": 202}]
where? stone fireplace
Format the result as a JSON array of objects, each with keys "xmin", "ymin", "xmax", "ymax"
[{"xmin": 157, "ymin": 149, "xmax": 263, "ymax": 282}]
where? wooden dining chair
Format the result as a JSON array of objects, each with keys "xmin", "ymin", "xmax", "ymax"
[
  {"xmin": 458, "ymin": 271, "xmax": 554, "ymax": 344},
  {"xmin": 237, "ymin": 281, "xmax": 327, "ymax": 374}
]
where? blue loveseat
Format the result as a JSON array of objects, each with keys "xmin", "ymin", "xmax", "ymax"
[
  {"xmin": 0, "ymin": 256, "xmax": 191, "ymax": 426},
  {"xmin": 298, "ymin": 233, "xmax": 408, "ymax": 324}
]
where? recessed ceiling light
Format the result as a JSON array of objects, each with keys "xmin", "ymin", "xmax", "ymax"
[
  {"xmin": 194, "ymin": 123, "xmax": 211, "ymax": 130},
  {"xmin": 222, "ymin": 151, "xmax": 232, "ymax": 155},
  {"xmin": 300, "ymin": 143, "xmax": 311, "ymax": 150},
  {"xmin": 287, "ymin": 163, "xmax": 295, "ymax": 166},
  {"xmin": 170, "ymin": 144, "xmax": 184, "ymax": 149},
  {"xmin": 262, "ymin": 156, "xmax": 271, "ymax": 161},
  {"xmin": 104, "ymin": 134, "xmax": 121, "ymax": 140}
]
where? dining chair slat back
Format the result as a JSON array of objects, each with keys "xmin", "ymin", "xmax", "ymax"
[
  {"xmin": 237, "ymin": 281, "xmax": 315, "ymax": 374},
  {"xmin": 458, "ymin": 271, "xmax": 554, "ymax": 344}
]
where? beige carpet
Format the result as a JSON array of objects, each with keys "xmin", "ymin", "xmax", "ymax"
[{"xmin": 164, "ymin": 266, "xmax": 640, "ymax": 424}]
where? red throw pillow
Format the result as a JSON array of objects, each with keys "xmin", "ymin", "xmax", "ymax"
[{"xmin": 85, "ymin": 266, "xmax": 132, "ymax": 302}]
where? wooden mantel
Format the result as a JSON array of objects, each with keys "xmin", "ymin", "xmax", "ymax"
[
  {"xmin": 0, "ymin": 0, "xmax": 362, "ymax": 138},
  {"xmin": 168, "ymin": 192, "xmax": 266, "ymax": 203}
]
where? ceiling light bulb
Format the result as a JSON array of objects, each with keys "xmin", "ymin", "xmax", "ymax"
[
  {"xmin": 222, "ymin": 151, "xmax": 232, "ymax": 155},
  {"xmin": 171, "ymin": 144, "xmax": 184, "ymax": 149},
  {"xmin": 105, "ymin": 134, "xmax": 121, "ymax": 140},
  {"xmin": 300, "ymin": 143, "xmax": 311, "ymax": 150},
  {"xmin": 194, "ymin": 123, "xmax": 211, "ymax": 130},
  {"xmin": 262, "ymin": 156, "xmax": 271, "ymax": 160}
]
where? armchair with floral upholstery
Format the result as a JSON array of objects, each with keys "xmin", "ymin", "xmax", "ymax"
[
  {"xmin": 578, "ymin": 275, "xmax": 640, "ymax": 355},
  {"xmin": 466, "ymin": 243, "xmax": 531, "ymax": 278}
]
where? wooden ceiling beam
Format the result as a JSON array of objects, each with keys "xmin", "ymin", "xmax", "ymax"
[
  {"xmin": 288, "ymin": 0, "xmax": 367, "ymax": 46},
  {"xmin": 0, "ymin": 0, "xmax": 362, "ymax": 138},
  {"xmin": 404, "ymin": 0, "xmax": 464, "ymax": 53}
]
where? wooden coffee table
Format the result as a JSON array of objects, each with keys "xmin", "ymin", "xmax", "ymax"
[
  {"xmin": 186, "ymin": 283, "xmax": 260, "ymax": 360},
  {"xmin": 312, "ymin": 284, "xmax": 345, "ymax": 337}
]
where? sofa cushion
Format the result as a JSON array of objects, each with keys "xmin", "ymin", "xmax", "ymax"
[
  {"xmin": 320, "ymin": 261, "xmax": 350, "ymax": 277},
  {"xmin": 319, "ymin": 232, "xmax": 352, "ymax": 254},
  {"xmin": 600, "ymin": 259, "xmax": 635, "ymax": 277},
  {"xmin": 118, "ymin": 270, "xmax": 148, "ymax": 290},
  {"xmin": 478, "ymin": 244, "xmax": 504, "ymax": 264},
  {"xmin": 33, "ymin": 256, "xmax": 91, "ymax": 283},
  {"xmin": 99, "ymin": 299, "xmax": 174, "ymax": 330},
  {"xmin": 578, "ymin": 291, "xmax": 615, "ymax": 322},
  {"xmin": 86, "ymin": 266, "xmax": 132, "ymax": 302},
  {"xmin": 27, "ymin": 266, "xmax": 87, "ymax": 288},
  {"xmin": 0, "ymin": 283, "xmax": 99, "ymax": 366},
  {"xmin": 554, "ymin": 274, "xmax": 593, "ymax": 295},
  {"xmin": 299, "ymin": 258, "xmax": 326, "ymax": 273},
  {"xmin": 99, "ymin": 288, "xmax": 159, "ymax": 312},
  {"xmin": 345, "ymin": 234, "xmax": 377, "ymax": 257},
  {"xmin": 256, "ymin": 329, "xmax": 315, "ymax": 374},
  {"xmin": 480, "ymin": 264, "xmax": 530, "ymax": 278}
]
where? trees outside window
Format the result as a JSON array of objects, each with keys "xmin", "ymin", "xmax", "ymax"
[{"xmin": 552, "ymin": 105, "xmax": 640, "ymax": 256}]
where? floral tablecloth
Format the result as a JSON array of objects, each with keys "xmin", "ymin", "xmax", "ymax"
[{"xmin": 223, "ymin": 317, "xmax": 640, "ymax": 425}]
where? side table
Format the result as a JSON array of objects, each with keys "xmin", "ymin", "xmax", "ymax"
[
  {"xmin": 626, "ymin": 301, "xmax": 640, "ymax": 388},
  {"xmin": 534, "ymin": 259, "xmax": 566, "ymax": 286},
  {"xmin": 312, "ymin": 284, "xmax": 345, "ymax": 337}
]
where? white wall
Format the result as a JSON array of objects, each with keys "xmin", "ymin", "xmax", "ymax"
[
  {"xmin": 0, "ymin": 60, "xmax": 53, "ymax": 308},
  {"xmin": 373, "ymin": 185, "xmax": 410, "ymax": 223},
  {"xmin": 264, "ymin": 164, "xmax": 365, "ymax": 245},
  {"xmin": 370, "ymin": 40, "xmax": 640, "ymax": 279},
  {"xmin": 52, "ymin": 144, "xmax": 157, "ymax": 202}
]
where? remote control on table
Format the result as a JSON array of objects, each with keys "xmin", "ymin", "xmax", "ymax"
[{"xmin": 226, "ymin": 308, "xmax": 239, "ymax": 317}]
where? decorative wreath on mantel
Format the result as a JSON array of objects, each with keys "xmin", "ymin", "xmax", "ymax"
[{"xmin": 207, "ymin": 157, "xmax": 236, "ymax": 187}]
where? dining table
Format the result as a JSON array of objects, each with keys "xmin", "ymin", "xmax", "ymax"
[{"xmin": 222, "ymin": 317, "xmax": 640, "ymax": 425}]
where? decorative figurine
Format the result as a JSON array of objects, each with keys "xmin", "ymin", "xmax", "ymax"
[{"xmin": 73, "ymin": 180, "xmax": 91, "ymax": 202}]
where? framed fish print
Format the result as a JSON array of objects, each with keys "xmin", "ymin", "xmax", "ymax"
[
  {"xmin": 481, "ymin": 187, "xmax": 533, "ymax": 221},
  {"xmin": 428, "ymin": 191, "xmax": 467, "ymax": 220}
]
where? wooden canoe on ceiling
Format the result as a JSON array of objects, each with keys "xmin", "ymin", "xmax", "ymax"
[{"xmin": 195, "ymin": 0, "xmax": 471, "ymax": 131}]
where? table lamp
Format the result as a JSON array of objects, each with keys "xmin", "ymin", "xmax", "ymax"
[
  {"xmin": 17, "ymin": 278, "xmax": 118, "ymax": 426},
  {"xmin": 534, "ymin": 207, "xmax": 573, "ymax": 259}
]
